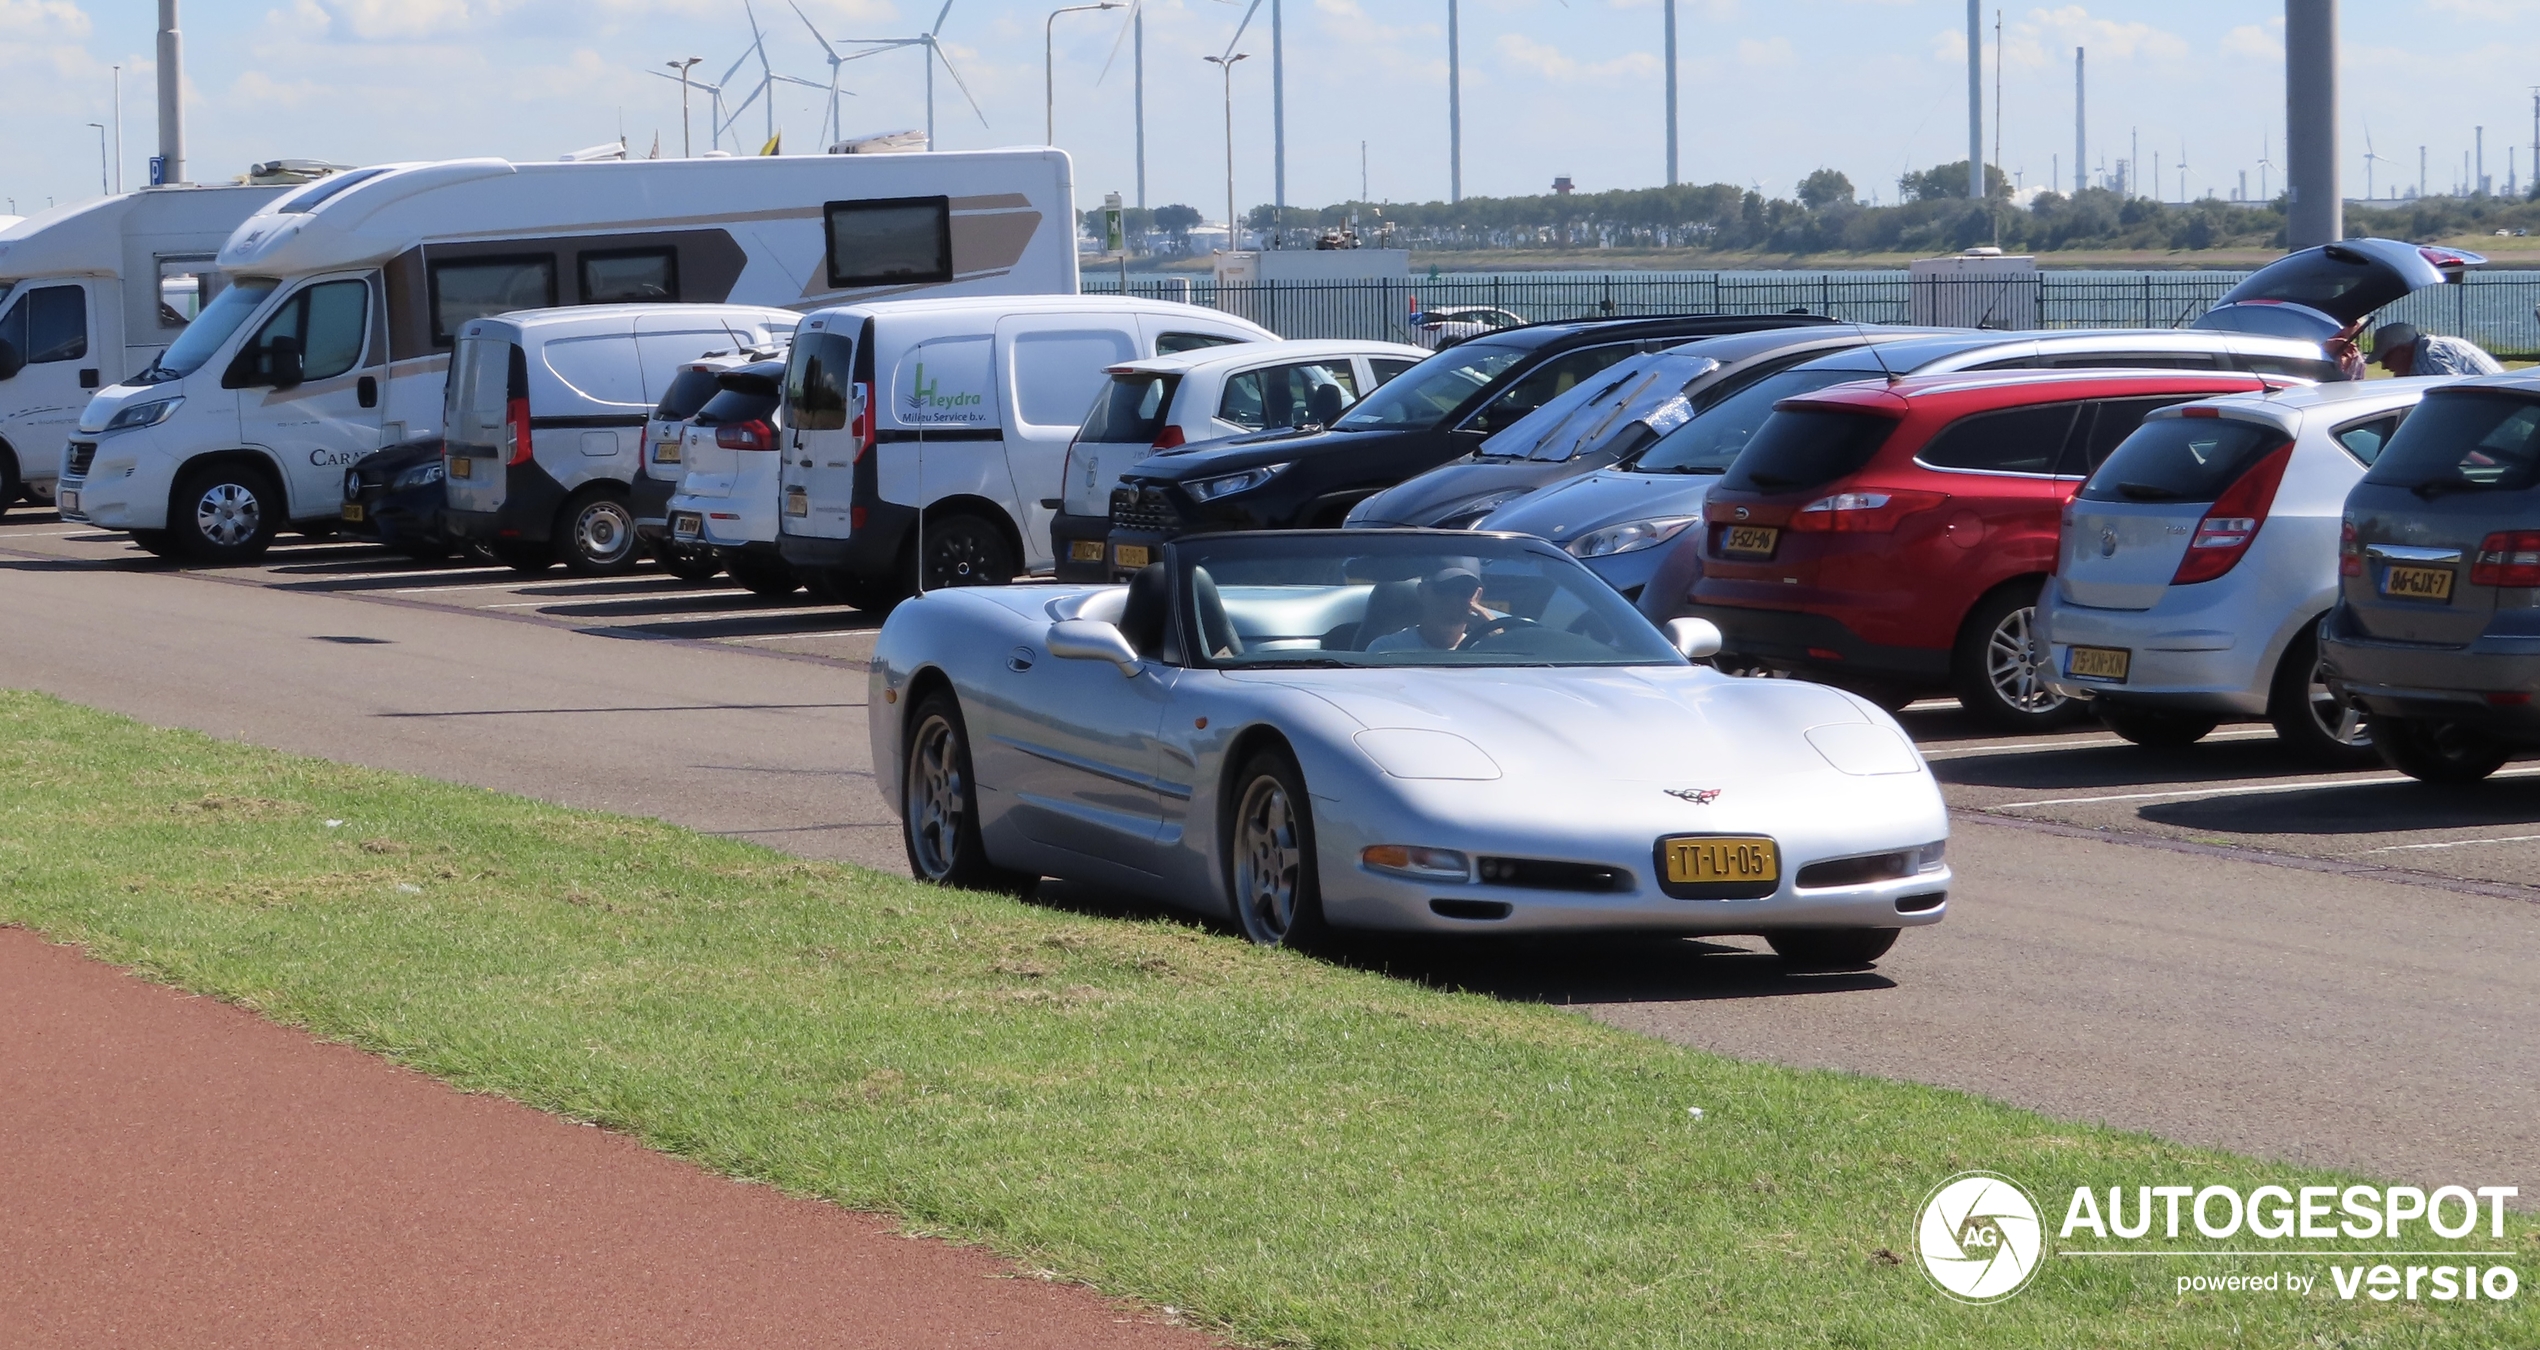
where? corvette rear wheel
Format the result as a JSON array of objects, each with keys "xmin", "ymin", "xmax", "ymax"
[
  {"xmin": 1764, "ymin": 928, "xmax": 1899, "ymax": 970},
  {"xmin": 1226, "ymin": 747, "xmax": 1326, "ymax": 948},
  {"xmin": 902, "ymin": 693, "xmax": 1034, "ymax": 894}
]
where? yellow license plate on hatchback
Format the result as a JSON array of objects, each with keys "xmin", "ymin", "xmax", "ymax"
[
  {"xmin": 448, "ymin": 455, "xmax": 472, "ymax": 479},
  {"xmin": 2381, "ymin": 564, "xmax": 2454, "ymax": 602},
  {"xmin": 1720, "ymin": 525, "xmax": 1779, "ymax": 559},
  {"xmin": 1662, "ymin": 836, "xmax": 1779, "ymax": 886},
  {"xmin": 2064, "ymin": 645, "xmax": 2130, "ymax": 682},
  {"xmin": 339, "ymin": 503, "xmax": 365, "ymax": 523},
  {"xmin": 1114, "ymin": 543, "xmax": 1152, "ymax": 569},
  {"xmin": 1070, "ymin": 539, "xmax": 1105, "ymax": 563}
]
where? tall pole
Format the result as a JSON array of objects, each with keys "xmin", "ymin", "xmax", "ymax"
[
  {"xmin": 2284, "ymin": 0, "xmax": 2340, "ymax": 249},
  {"xmin": 155, "ymin": 0, "xmax": 185, "ymax": 185},
  {"xmin": 88, "ymin": 124, "xmax": 108, "ymax": 196},
  {"xmin": 1048, "ymin": 5, "xmax": 1123, "ymax": 148},
  {"xmin": 925, "ymin": 43, "xmax": 936, "ymax": 149},
  {"xmin": 2476, "ymin": 125, "xmax": 2486, "ymax": 194},
  {"xmin": 1134, "ymin": 9, "xmax": 1146, "ymax": 207},
  {"xmin": 668, "ymin": 58, "xmax": 701, "ymax": 157},
  {"xmin": 111, "ymin": 65, "xmax": 123, "ymax": 193},
  {"xmin": 2074, "ymin": 48, "xmax": 2085, "ymax": 195},
  {"xmin": 1272, "ymin": 0, "xmax": 1286, "ymax": 243},
  {"xmin": 1207, "ymin": 53, "xmax": 1248, "ymax": 249},
  {"xmin": 1965, "ymin": 0, "xmax": 1982, "ymax": 199},
  {"xmin": 1664, "ymin": 0, "xmax": 1678, "ymax": 187},
  {"xmin": 1447, "ymin": 0, "xmax": 1463, "ymax": 204}
]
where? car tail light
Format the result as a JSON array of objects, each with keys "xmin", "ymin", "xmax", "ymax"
[
  {"xmin": 2471, "ymin": 531, "xmax": 2540, "ymax": 587},
  {"xmin": 851, "ymin": 381, "xmax": 875, "ymax": 463},
  {"xmin": 717, "ymin": 418, "xmax": 778, "ymax": 451},
  {"xmin": 504, "ymin": 396, "xmax": 531, "ymax": 466},
  {"xmin": 2339, "ymin": 519, "xmax": 2362, "ymax": 576},
  {"xmin": 1787, "ymin": 488, "xmax": 1949, "ymax": 533},
  {"xmin": 2170, "ymin": 441, "xmax": 2293, "ymax": 585},
  {"xmin": 1152, "ymin": 424, "xmax": 1186, "ymax": 451}
]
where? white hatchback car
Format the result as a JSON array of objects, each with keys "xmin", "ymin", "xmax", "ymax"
[
  {"xmin": 1050, "ymin": 339, "xmax": 1428, "ymax": 580},
  {"xmin": 2038, "ymin": 378, "xmax": 2452, "ymax": 761},
  {"xmin": 664, "ymin": 357, "xmax": 801, "ymax": 596},
  {"xmin": 636, "ymin": 344, "xmax": 784, "ymax": 581}
]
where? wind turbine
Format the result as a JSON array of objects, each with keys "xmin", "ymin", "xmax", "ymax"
[
  {"xmin": 1098, "ymin": 1, "xmax": 1238, "ymax": 211},
  {"xmin": 714, "ymin": 1, "xmax": 782, "ymax": 151},
  {"xmin": 2257, "ymin": 135, "xmax": 2274, "ymax": 203},
  {"xmin": 2362, "ymin": 123, "xmax": 2388, "ymax": 202},
  {"xmin": 832, "ymin": 1, "xmax": 987, "ymax": 150},
  {"xmin": 648, "ymin": 66, "xmax": 733, "ymax": 152},
  {"xmin": 788, "ymin": 1, "xmax": 863, "ymax": 146}
]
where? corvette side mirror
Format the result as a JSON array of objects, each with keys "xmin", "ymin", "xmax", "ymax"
[
  {"xmin": 1047, "ymin": 619, "xmax": 1143, "ymax": 677},
  {"xmin": 1664, "ymin": 617, "xmax": 1723, "ymax": 661}
]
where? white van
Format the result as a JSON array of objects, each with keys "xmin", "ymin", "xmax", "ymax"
[
  {"xmin": 0, "ymin": 184, "xmax": 290, "ymax": 510},
  {"xmin": 437, "ymin": 305, "xmax": 799, "ymax": 572},
  {"xmin": 772, "ymin": 295, "xmax": 1274, "ymax": 605},
  {"xmin": 62, "ymin": 150, "xmax": 1078, "ymax": 561}
]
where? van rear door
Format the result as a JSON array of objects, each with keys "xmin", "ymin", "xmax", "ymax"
[
  {"xmin": 995, "ymin": 314, "xmax": 1138, "ymax": 571},
  {"xmin": 443, "ymin": 331, "xmax": 520, "ymax": 520},
  {"xmin": 779, "ymin": 325, "xmax": 859, "ymax": 540}
]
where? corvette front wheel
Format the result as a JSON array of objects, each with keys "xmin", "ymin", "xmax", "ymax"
[
  {"xmin": 1226, "ymin": 747, "xmax": 1327, "ymax": 948},
  {"xmin": 902, "ymin": 692, "xmax": 1033, "ymax": 894}
]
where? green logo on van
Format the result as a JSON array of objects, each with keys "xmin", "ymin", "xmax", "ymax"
[{"xmin": 904, "ymin": 361, "xmax": 983, "ymax": 418}]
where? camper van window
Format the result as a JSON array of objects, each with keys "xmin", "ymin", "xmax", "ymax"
[
  {"xmin": 228, "ymin": 279, "xmax": 367, "ymax": 387},
  {"xmin": 823, "ymin": 196, "xmax": 953, "ymax": 289},
  {"xmin": 786, "ymin": 332, "xmax": 856, "ymax": 432},
  {"xmin": 0, "ymin": 284, "xmax": 86, "ymax": 364},
  {"xmin": 1156, "ymin": 332, "xmax": 1244, "ymax": 356},
  {"xmin": 579, "ymin": 248, "xmax": 680, "ymax": 304},
  {"xmin": 273, "ymin": 167, "xmax": 390, "ymax": 214},
  {"xmin": 146, "ymin": 278, "xmax": 278, "ymax": 382},
  {"xmin": 428, "ymin": 255, "xmax": 557, "ymax": 345}
]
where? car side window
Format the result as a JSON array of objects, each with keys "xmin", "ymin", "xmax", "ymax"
[
  {"xmin": 1217, "ymin": 361, "xmax": 1360, "ymax": 431},
  {"xmin": 2061, "ymin": 396, "xmax": 2201, "ymax": 476},
  {"xmin": 2331, "ymin": 412, "xmax": 2406, "ymax": 466},
  {"xmin": 232, "ymin": 279, "xmax": 368, "ymax": 386},
  {"xmin": 1368, "ymin": 357, "xmax": 1418, "ymax": 386},
  {"xmin": 0, "ymin": 284, "xmax": 88, "ymax": 364},
  {"xmin": 1918, "ymin": 402, "xmax": 2081, "ymax": 475},
  {"xmin": 1157, "ymin": 331, "xmax": 1243, "ymax": 356},
  {"xmin": 1458, "ymin": 344, "xmax": 1635, "ymax": 436}
]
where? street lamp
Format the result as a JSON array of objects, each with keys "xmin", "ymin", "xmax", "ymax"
[
  {"xmin": 87, "ymin": 123, "xmax": 108, "ymax": 195},
  {"xmin": 666, "ymin": 57, "xmax": 703, "ymax": 157},
  {"xmin": 1046, "ymin": 3, "xmax": 1122, "ymax": 147},
  {"xmin": 1205, "ymin": 52, "xmax": 1249, "ymax": 251}
]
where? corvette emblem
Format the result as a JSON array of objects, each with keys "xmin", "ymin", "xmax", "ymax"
[{"xmin": 1665, "ymin": 787, "xmax": 1723, "ymax": 804}]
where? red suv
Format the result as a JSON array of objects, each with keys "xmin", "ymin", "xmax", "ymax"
[{"xmin": 1683, "ymin": 369, "xmax": 2281, "ymax": 729}]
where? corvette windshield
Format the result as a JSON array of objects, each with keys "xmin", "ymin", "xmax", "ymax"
[{"xmin": 1174, "ymin": 533, "xmax": 1683, "ymax": 668}]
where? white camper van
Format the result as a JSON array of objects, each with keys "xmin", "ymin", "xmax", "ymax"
[
  {"xmin": 0, "ymin": 184, "xmax": 291, "ymax": 510},
  {"xmin": 772, "ymin": 295, "xmax": 1274, "ymax": 604},
  {"xmin": 63, "ymin": 150, "xmax": 1077, "ymax": 561}
]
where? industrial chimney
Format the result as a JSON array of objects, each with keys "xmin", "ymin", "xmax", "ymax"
[
  {"xmin": 155, "ymin": 0, "xmax": 185, "ymax": 186},
  {"xmin": 2074, "ymin": 48, "xmax": 2086, "ymax": 196}
]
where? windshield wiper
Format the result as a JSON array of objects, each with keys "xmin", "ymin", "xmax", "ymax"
[
  {"xmin": 2410, "ymin": 474, "xmax": 2487, "ymax": 499},
  {"xmin": 1228, "ymin": 656, "xmax": 1354, "ymax": 669},
  {"xmin": 2116, "ymin": 482, "xmax": 2186, "ymax": 502}
]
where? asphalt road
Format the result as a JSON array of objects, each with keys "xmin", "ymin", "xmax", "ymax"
[{"xmin": 4, "ymin": 512, "xmax": 2534, "ymax": 1189}]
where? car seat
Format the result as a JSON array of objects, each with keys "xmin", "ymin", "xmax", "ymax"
[
  {"xmin": 1353, "ymin": 578, "xmax": 1423, "ymax": 650},
  {"xmin": 1307, "ymin": 382, "xmax": 1348, "ymax": 427},
  {"xmin": 1190, "ymin": 566, "xmax": 1244, "ymax": 658},
  {"xmin": 1117, "ymin": 563, "xmax": 1172, "ymax": 658}
]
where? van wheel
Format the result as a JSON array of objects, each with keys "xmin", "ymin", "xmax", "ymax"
[
  {"xmin": 490, "ymin": 540, "xmax": 555, "ymax": 573},
  {"xmin": 1951, "ymin": 583, "xmax": 2081, "ymax": 732},
  {"xmin": 0, "ymin": 450, "xmax": 19, "ymax": 515},
  {"xmin": 130, "ymin": 529, "xmax": 181, "ymax": 559},
  {"xmin": 727, "ymin": 553, "xmax": 800, "ymax": 597},
  {"xmin": 2096, "ymin": 703, "xmax": 2219, "ymax": 748},
  {"xmin": 915, "ymin": 512, "xmax": 1018, "ymax": 591},
  {"xmin": 653, "ymin": 542, "xmax": 723, "ymax": 582},
  {"xmin": 170, "ymin": 463, "xmax": 283, "ymax": 565},
  {"xmin": 2374, "ymin": 717, "xmax": 2511, "ymax": 785},
  {"xmin": 2267, "ymin": 623, "xmax": 2375, "ymax": 765},
  {"xmin": 557, "ymin": 490, "xmax": 639, "ymax": 575}
]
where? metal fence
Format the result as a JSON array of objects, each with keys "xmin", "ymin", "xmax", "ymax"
[{"xmin": 1080, "ymin": 269, "xmax": 2540, "ymax": 355}]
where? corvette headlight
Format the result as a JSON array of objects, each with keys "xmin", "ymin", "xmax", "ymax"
[
  {"xmin": 102, "ymin": 396, "xmax": 183, "ymax": 433},
  {"xmin": 1362, "ymin": 845, "xmax": 1471, "ymax": 883},
  {"xmin": 392, "ymin": 460, "xmax": 446, "ymax": 491},
  {"xmin": 1565, "ymin": 515, "xmax": 1697, "ymax": 559},
  {"xmin": 1910, "ymin": 840, "xmax": 1946, "ymax": 873},
  {"xmin": 1186, "ymin": 463, "xmax": 1290, "ymax": 502}
]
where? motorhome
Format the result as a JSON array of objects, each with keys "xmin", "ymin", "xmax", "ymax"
[
  {"xmin": 772, "ymin": 295, "xmax": 1274, "ymax": 606},
  {"xmin": 0, "ymin": 184, "xmax": 292, "ymax": 510},
  {"xmin": 61, "ymin": 149, "xmax": 1078, "ymax": 561}
]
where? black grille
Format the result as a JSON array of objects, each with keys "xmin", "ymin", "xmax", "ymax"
[
  {"xmin": 1795, "ymin": 850, "xmax": 1919, "ymax": 889},
  {"xmin": 1475, "ymin": 857, "xmax": 1631, "ymax": 893},
  {"xmin": 1109, "ymin": 485, "xmax": 1180, "ymax": 534},
  {"xmin": 65, "ymin": 440, "xmax": 96, "ymax": 477}
]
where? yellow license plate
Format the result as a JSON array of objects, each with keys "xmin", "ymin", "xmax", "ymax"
[
  {"xmin": 671, "ymin": 512, "xmax": 703, "ymax": 541},
  {"xmin": 448, "ymin": 455, "xmax": 472, "ymax": 479},
  {"xmin": 1720, "ymin": 524, "xmax": 1779, "ymax": 559},
  {"xmin": 1662, "ymin": 836, "xmax": 1780, "ymax": 886},
  {"xmin": 1114, "ymin": 543, "xmax": 1152, "ymax": 569},
  {"xmin": 339, "ymin": 503, "xmax": 365, "ymax": 523},
  {"xmin": 1070, "ymin": 539, "xmax": 1106, "ymax": 563},
  {"xmin": 2064, "ymin": 645, "xmax": 2130, "ymax": 682},
  {"xmin": 2382, "ymin": 564, "xmax": 2454, "ymax": 602},
  {"xmin": 654, "ymin": 441, "xmax": 681, "ymax": 465}
]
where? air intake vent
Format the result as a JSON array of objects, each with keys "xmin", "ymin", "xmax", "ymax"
[
  {"xmin": 1429, "ymin": 898, "xmax": 1512, "ymax": 921},
  {"xmin": 65, "ymin": 440, "xmax": 97, "ymax": 477},
  {"xmin": 1476, "ymin": 857, "xmax": 1630, "ymax": 892}
]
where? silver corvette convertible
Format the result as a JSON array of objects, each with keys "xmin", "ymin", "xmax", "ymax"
[{"xmin": 868, "ymin": 530, "xmax": 1951, "ymax": 963}]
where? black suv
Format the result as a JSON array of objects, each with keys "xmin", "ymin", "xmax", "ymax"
[{"xmin": 1100, "ymin": 313, "xmax": 1832, "ymax": 571}]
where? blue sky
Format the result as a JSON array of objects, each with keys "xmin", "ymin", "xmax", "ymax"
[{"xmin": 1, "ymin": 0, "xmax": 2533, "ymax": 221}]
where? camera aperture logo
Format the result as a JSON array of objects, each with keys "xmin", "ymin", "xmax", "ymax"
[{"xmin": 1918, "ymin": 1172, "xmax": 2045, "ymax": 1303}]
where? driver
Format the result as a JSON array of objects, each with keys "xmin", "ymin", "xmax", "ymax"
[{"xmin": 1368, "ymin": 567, "xmax": 1489, "ymax": 652}]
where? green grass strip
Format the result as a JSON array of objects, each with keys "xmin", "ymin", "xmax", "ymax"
[{"xmin": 0, "ymin": 689, "xmax": 2527, "ymax": 1348}]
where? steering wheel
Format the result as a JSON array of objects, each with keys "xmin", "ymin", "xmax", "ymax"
[{"xmin": 1463, "ymin": 613, "xmax": 1541, "ymax": 648}]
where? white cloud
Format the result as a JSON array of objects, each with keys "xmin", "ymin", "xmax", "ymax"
[
  {"xmin": 0, "ymin": 0, "xmax": 88, "ymax": 39},
  {"xmin": 2022, "ymin": 5, "xmax": 2189, "ymax": 62},
  {"xmin": 2422, "ymin": 0, "xmax": 2540, "ymax": 19},
  {"xmin": 2220, "ymin": 22, "xmax": 2280, "ymax": 60},
  {"xmin": 1496, "ymin": 33, "xmax": 1658, "ymax": 83}
]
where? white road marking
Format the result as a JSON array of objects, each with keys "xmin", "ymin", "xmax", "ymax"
[
  {"xmin": 1989, "ymin": 765, "xmax": 2540, "ymax": 810},
  {"xmin": 2359, "ymin": 832, "xmax": 2540, "ymax": 854},
  {"xmin": 387, "ymin": 578, "xmax": 634, "ymax": 594},
  {"xmin": 0, "ymin": 527, "xmax": 109, "ymax": 538},
  {"xmin": 1922, "ymin": 728, "xmax": 2276, "ymax": 760},
  {"xmin": 479, "ymin": 588, "xmax": 754, "ymax": 610},
  {"xmin": 720, "ymin": 629, "xmax": 868, "ymax": 642}
]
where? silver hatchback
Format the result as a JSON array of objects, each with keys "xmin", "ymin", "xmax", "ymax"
[{"xmin": 2041, "ymin": 379, "xmax": 2450, "ymax": 760}]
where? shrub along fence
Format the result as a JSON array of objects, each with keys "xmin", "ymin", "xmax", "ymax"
[{"xmin": 1081, "ymin": 269, "xmax": 2540, "ymax": 356}]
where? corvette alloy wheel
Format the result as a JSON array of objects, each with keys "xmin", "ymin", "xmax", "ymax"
[
  {"xmin": 906, "ymin": 710, "xmax": 967, "ymax": 882},
  {"xmin": 1228, "ymin": 749, "xmax": 1322, "ymax": 947}
]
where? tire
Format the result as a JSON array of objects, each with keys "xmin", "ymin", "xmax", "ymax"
[
  {"xmin": 0, "ymin": 451, "xmax": 19, "ymax": 516},
  {"xmin": 490, "ymin": 539, "xmax": 555, "ymax": 573},
  {"xmin": 901, "ymin": 692, "xmax": 1035, "ymax": 893},
  {"xmin": 2374, "ymin": 717, "xmax": 2511, "ymax": 785},
  {"xmin": 130, "ymin": 529, "xmax": 181, "ymax": 559},
  {"xmin": 653, "ymin": 542, "xmax": 723, "ymax": 582},
  {"xmin": 1224, "ymin": 746, "xmax": 1327, "ymax": 948},
  {"xmin": 1764, "ymin": 927, "xmax": 1899, "ymax": 970},
  {"xmin": 912, "ymin": 511, "xmax": 1019, "ymax": 592},
  {"xmin": 295, "ymin": 520, "xmax": 341, "ymax": 541},
  {"xmin": 2096, "ymin": 703, "xmax": 2220, "ymax": 748},
  {"xmin": 556, "ymin": 490, "xmax": 640, "ymax": 576},
  {"xmin": 727, "ymin": 553, "xmax": 800, "ymax": 597},
  {"xmin": 2267, "ymin": 622, "xmax": 2376, "ymax": 766},
  {"xmin": 1950, "ymin": 582, "xmax": 2082, "ymax": 732},
  {"xmin": 169, "ymin": 462, "xmax": 283, "ymax": 565}
]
